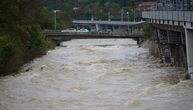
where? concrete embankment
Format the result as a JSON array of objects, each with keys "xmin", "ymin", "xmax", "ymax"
[{"xmin": 141, "ymin": 39, "xmax": 189, "ymax": 80}]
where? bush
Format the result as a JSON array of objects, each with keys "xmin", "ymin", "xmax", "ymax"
[
  {"xmin": 26, "ymin": 24, "xmax": 48, "ymax": 54},
  {"xmin": 0, "ymin": 25, "xmax": 54, "ymax": 75},
  {"xmin": 0, "ymin": 36, "xmax": 20, "ymax": 64},
  {"xmin": 0, "ymin": 35, "xmax": 25, "ymax": 75},
  {"xmin": 144, "ymin": 24, "xmax": 153, "ymax": 40},
  {"xmin": 0, "ymin": 0, "xmax": 56, "ymax": 75}
]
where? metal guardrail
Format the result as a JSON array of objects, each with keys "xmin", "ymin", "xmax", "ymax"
[
  {"xmin": 142, "ymin": 11, "xmax": 193, "ymax": 22},
  {"xmin": 72, "ymin": 20, "xmax": 146, "ymax": 26},
  {"xmin": 44, "ymin": 31, "xmax": 144, "ymax": 37}
]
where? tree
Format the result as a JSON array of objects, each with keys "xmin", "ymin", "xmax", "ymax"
[
  {"xmin": 0, "ymin": 0, "xmax": 51, "ymax": 75},
  {"xmin": 144, "ymin": 24, "xmax": 153, "ymax": 40},
  {"xmin": 0, "ymin": 0, "xmax": 19, "ymax": 33}
]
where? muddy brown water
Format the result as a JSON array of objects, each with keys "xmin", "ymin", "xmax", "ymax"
[{"xmin": 0, "ymin": 39, "xmax": 193, "ymax": 110}]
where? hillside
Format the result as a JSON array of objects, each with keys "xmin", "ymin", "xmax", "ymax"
[{"xmin": 38, "ymin": 0, "xmax": 156, "ymax": 20}]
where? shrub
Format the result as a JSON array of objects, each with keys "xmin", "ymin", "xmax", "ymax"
[
  {"xmin": 0, "ymin": 35, "xmax": 20, "ymax": 64},
  {"xmin": 144, "ymin": 24, "xmax": 153, "ymax": 40},
  {"xmin": 0, "ymin": 35, "xmax": 25, "ymax": 75},
  {"xmin": 26, "ymin": 24, "xmax": 48, "ymax": 56}
]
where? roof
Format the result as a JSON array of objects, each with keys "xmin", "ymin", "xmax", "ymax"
[
  {"xmin": 72, "ymin": 20, "xmax": 146, "ymax": 26},
  {"xmin": 138, "ymin": 2, "xmax": 157, "ymax": 7}
]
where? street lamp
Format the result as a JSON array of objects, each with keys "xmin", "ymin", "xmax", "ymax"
[
  {"xmin": 108, "ymin": 12, "xmax": 111, "ymax": 21},
  {"xmin": 126, "ymin": 12, "xmax": 129, "ymax": 21},
  {"xmin": 73, "ymin": 7, "xmax": 78, "ymax": 19},
  {"xmin": 121, "ymin": 8, "xmax": 124, "ymax": 21},
  {"xmin": 53, "ymin": 10, "xmax": 60, "ymax": 30},
  {"xmin": 133, "ymin": 9, "xmax": 136, "ymax": 22}
]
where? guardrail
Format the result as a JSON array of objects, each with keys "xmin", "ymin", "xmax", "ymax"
[
  {"xmin": 44, "ymin": 31, "xmax": 144, "ymax": 37},
  {"xmin": 142, "ymin": 11, "xmax": 193, "ymax": 22}
]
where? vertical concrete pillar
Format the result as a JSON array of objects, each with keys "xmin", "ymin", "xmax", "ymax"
[
  {"xmin": 112, "ymin": 26, "xmax": 115, "ymax": 33},
  {"xmin": 96, "ymin": 24, "xmax": 99, "ymax": 31},
  {"xmin": 185, "ymin": 29, "xmax": 193, "ymax": 80},
  {"xmin": 127, "ymin": 26, "xmax": 130, "ymax": 33},
  {"xmin": 91, "ymin": 17, "xmax": 94, "ymax": 21},
  {"xmin": 130, "ymin": 27, "xmax": 133, "ymax": 34}
]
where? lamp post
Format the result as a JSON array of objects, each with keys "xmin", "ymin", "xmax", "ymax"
[
  {"xmin": 126, "ymin": 12, "xmax": 129, "ymax": 21},
  {"xmin": 108, "ymin": 12, "xmax": 111, "ymax": 21},
  {"xmin": 53, "ymin": 10, "xmax": 60, "ymax": 30},
  {"xmin": 73, "ymin": 7, "xmax": 78, "ymax": 19},
  {"xmin": 121, "ymin": 8, "xmax": 124, "ymax": 21},
  {"xmin": 133, "ymin": 9, "xmax": 136, "ymax": 22}
]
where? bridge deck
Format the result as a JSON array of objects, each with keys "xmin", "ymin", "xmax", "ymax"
[
  {"xmin": 44, "ymin": 32, "xmax": 144, "ymax": 45},
  {"xmin": 72, "ymin": 20, "xmax": 146, "ymax": 26},
  {"xmin": 45, "ymin": 32, "xmax": 143, "ymax": 39}
]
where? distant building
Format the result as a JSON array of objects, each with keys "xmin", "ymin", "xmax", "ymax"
[
  {"xmin": 157, "ymin": 0, "xmax": 193, "ymax": 11},
  {"xmin": 137, "ymin": 2, "xmax": 158, "ymax": 11}
]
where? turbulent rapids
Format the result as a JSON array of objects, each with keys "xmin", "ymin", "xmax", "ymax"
[{"xmin": 0, "ymin": 39, "xmax": 193, "ymax": 110}]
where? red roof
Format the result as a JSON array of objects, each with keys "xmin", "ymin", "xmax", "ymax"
[
  {"xmin": 138, "ymin": 2, "xmax": 157, "ymax": 9},
  {"xmin": 138, "ymin": 2, "xmax": 157, "ymax": 6}
]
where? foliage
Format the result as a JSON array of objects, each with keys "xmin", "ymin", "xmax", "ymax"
[
  {"xmin": 34, "ymin": 7, "xmax": 54, "ymax": 29},
  {"xmin": 0, "ymin": 0, "xmax": 53, "ymax": 75},
  {"xmin": 26, "ymin": 25, "xmax": 48, "ymax": 52},
  {"xmin": 144, "ymin": 24, "xmax": 153, "ymax": 40},
  {"xmin": 38, "ymin": 0, "xmax": 156, "ymax": 20},
  {"xmin": 0, "ymin": 36, "xmax": 20, "ymax": 64}
]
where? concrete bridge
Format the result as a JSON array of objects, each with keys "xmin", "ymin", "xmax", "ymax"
[
  {"xmin": 72, "ymin": 20, "xmax": 146, "ymax": 33},
  {"xmin": 45, "ymin": 31, "xmax": 144, "ymax": 45},
  {"xmin": 142, "ymin": 11, "xmax": 193, "ymax": 80},
  {"xmin": 45, "ymin": 20, "xmax": 145, "ymax": 45}
]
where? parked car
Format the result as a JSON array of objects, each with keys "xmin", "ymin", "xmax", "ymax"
[
  {"xmin": 90, "ymin": 29, "xmax": 97, "ymax": 34},
  {"xmin": 77, "ymin": 28, "xmax": 89, "ymax": 33},
  {"xmin": 106, "ymin": 29, "xmax": 112, "ymax": 33},
  {"xmin": 61, "ymin": 28, "xmax": 76, "ymax": 33}
]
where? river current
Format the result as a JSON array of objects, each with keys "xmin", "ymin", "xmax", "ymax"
[{"xmin": 0, "ymin": 39, "xmax": 193, "ymax": 110}]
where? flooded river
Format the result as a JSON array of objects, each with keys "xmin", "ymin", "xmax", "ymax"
[{"xmin": 0, "ymin": 39, "xmax": 193, "ymax": 110}]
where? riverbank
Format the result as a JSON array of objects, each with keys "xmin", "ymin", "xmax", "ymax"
[
  {"xmin": 0, "ymin": 34, "xmax": 56, "ymax": 76},
  {"xmin": 141, "ymin": 40, "xmax": 189, "ymax": 81}
]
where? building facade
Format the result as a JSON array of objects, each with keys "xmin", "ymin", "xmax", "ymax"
[{"xmin": 157, "ymin": 0, "xmax": 193, "ymax": 11}]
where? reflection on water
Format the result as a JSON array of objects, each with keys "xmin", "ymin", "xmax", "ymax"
[{"xmin": 0, "ymin": 39, "xmax": 193, "ymax": 110}]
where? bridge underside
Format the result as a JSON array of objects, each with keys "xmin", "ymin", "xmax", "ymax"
[{"xmin": 46, "ymin": 34, "xmax": 143, "ymax": 46}]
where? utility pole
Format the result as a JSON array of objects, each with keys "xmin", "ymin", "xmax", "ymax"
[
  {"xmin": 133, "ymin": 9, "xmax": 136, "ymax": 22},
  {"xmin": 126, "ymin": 12, "xmax": 129, "ymax": 21},
  {"xmin": 121, "ymin": 8, "xmax": 124, "ymax": 21},
  {"xmin": 53, "ymin": 10, "xmax": 60, "ymax": 30},
  {"xmin": 108, "ymin": 12, "xmax": 111, "ymax": 21}
]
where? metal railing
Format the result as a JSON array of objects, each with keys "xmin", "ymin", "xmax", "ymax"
[
  {"xmin": 142, "ymin": 11, "xmax": 193, "ymax": 22},
  {"xmin": 44, "ymin": 31, "xmax": 144, "ymax": 37}
]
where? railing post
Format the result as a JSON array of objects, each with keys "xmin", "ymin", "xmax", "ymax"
[
  {"xmin": 178, "ymin": 11, "xmax": 179, "ymax": 22},
  {"xmin": 190, "ymin": 11, "xmax": 193, "ymax": 24}
]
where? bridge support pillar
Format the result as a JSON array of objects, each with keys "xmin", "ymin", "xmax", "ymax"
[
  {"xmin": 136, "ymin": 37, "xmax": 143, "ymax": 47},
  {"xmin": 185, "ymin": 29, "xmax": 193, "ymax": 80},
  {"xmin": 96, "ymin": 24, "xmax": 99, "ymax": 31}
]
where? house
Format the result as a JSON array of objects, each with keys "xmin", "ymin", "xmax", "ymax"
[{"xmin": 137, "ymin": 2, "xmax": 157, "ymax": 11}]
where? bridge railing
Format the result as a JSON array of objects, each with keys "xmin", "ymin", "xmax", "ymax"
[
  {"xmin": 142, "ymin": 11, "xmax": 193, "ymax": 22},
  {"xmin": 44, "ymin": 31, "xmax": 144, "ymax": 36}
]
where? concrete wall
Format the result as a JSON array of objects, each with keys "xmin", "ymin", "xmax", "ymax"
[
  {"xmin": 150, "ymin": 28, "xmax": 188, "ymax": 68},
  {"xmin": 185, "ymin": 29, "xmax": 193, "ymax": 80}
]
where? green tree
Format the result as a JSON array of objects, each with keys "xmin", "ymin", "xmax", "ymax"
[
  {"xmin": 0, "ymin": 0, "xmax": 52, "ymax": 75},
  {"xmin": 144, "ymin": 24, "xmax": 153, "ymax": 40}
]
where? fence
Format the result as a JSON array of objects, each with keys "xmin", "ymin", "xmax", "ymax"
[{"xmin": 142, "ymin": 11, "xmax": 193, "ymax": 22}]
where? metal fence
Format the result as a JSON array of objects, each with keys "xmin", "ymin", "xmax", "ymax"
[{"xmin": 142, "ymin": 11, "xmax": 193, "ymax": 22}]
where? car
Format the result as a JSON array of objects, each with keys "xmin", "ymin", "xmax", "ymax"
[
  {"xmin": 106, "ymin": 29, "xmax": 112, "ymax": 33},
  {"xmin": 77, "ymin": 28, "xmax": 89, "ymax": 33},
  {"xmin": 90, "ymin": 29, "xmax": 97, "ymax": 34},
  {"xmin": 61, "ymin": 28, "xmax": 76, "ymax": 33}
]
